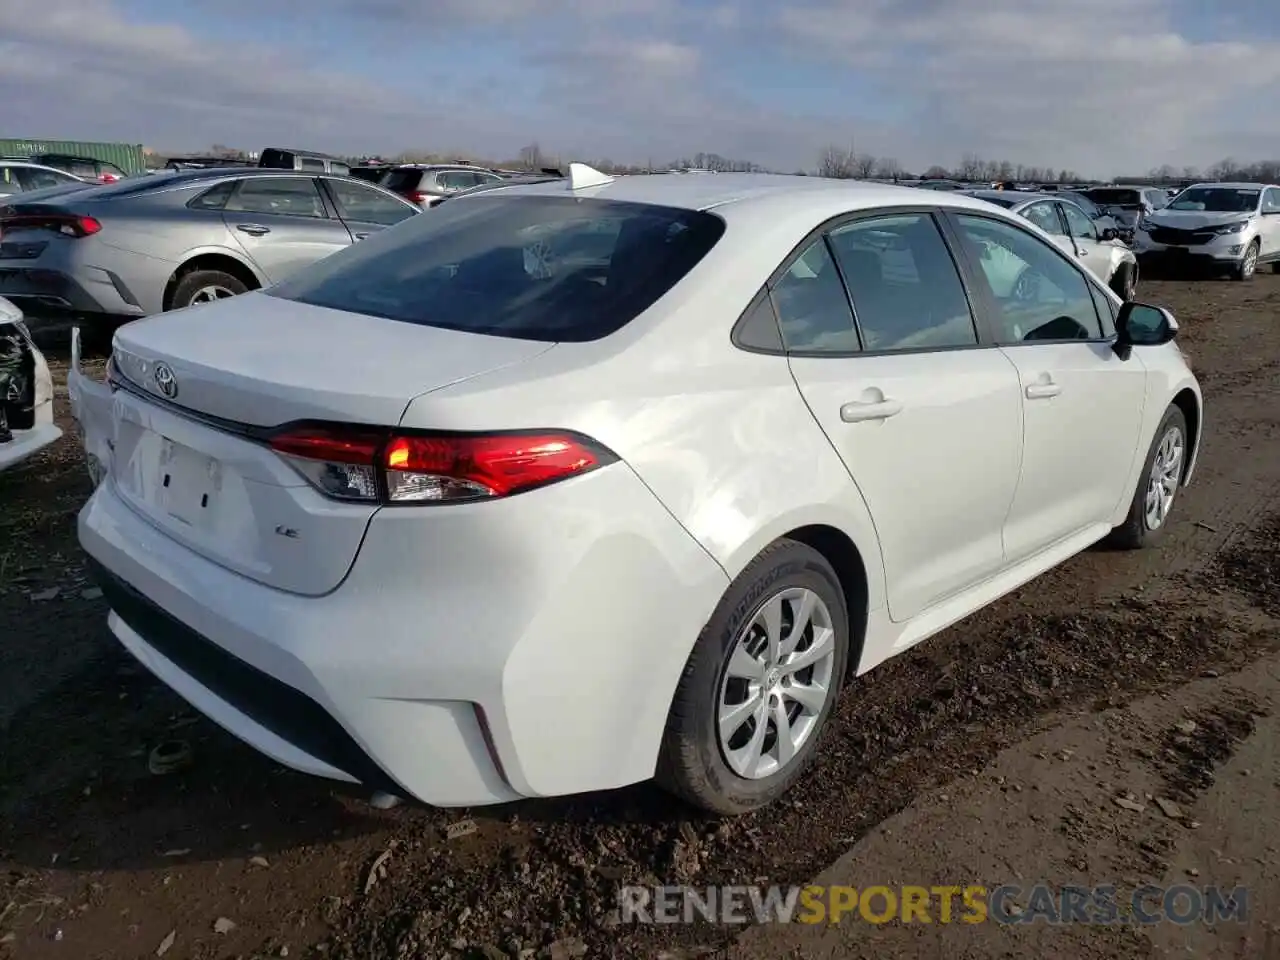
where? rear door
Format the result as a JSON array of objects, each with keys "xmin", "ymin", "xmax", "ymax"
[
  {"xmin": 782, "ymin": 211, "xmax": 1023, "ymax": 623},
  {"xmin": 221, "ymin": 176, "xmax": 352, "ymax": 281},
  {"xmin": 949, "ymin": 212, "xmax": 1146, "ymax": 564},
  {"xmin": 319, "ymin": 177, "xmax": 418, "ymax": 242}
]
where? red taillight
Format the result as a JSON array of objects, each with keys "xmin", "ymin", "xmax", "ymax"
[
  {"xmin": 407, "ymin": 190, "xmax": 428, "ymax": 204},
  {"xmin": 267, "ymin": 426, "xmax": 613, "ymax": 504},
  {"xmin": 0, "ymin": 213, "xmax": 101, "ymax": 238},
  {"xmin": 99, "ymin": 174, "xmax": 120, "ymax": 183}
]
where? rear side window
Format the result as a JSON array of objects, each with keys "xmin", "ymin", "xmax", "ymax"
[
  {"xmin": 225, "ymin": 177, "xmax": 326, "ymax": 218},
  {"xmin": 324, "ymin": 179, "xmax": 416, "ymax": 226},
  {"xmin": 258, "ymin": 149, "xmax": 293, "ymax": 169},
  {"xmin": 0, "ymin": 167, "xmax": 22, "ymax": 193},
  {"xmin": 827, "ymin": 214, "xmax": 977, "ymax": 351},
  {"xmin": 188, "ymin": 179, "xmax": 238, "ymax": 210},
  {"xmin": 299, "ymin": 157, "xmax": 325, "ymax": 172},
  {"xmin": 267, "ymin": 195, "xmax": 725, "ymax": 342},
  {"xmin": 383, "ymin": 169, "xmax": 424, "ymax": 192}
]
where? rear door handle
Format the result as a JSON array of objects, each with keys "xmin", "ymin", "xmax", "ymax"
[
  {"xmin": 1025, "ymin": 382, "xmax": 1062, "ymax": 399},
  {"xmin": 236, "ymin": 224, "xmax": 270, "ymax": 237},
  {"xmin": 840, "ymin": 398, "xmax": 904, "ymax": 423}
]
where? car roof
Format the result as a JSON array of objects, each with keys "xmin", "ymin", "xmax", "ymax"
[
  {"xmin": 966, "ymin": 189, "xmax": 1054, "ymax": 204},
  {"xmin": 477, "ymin": 171, "xmax": 1010, "ymax": 219},
  {"xmin": 1184, "ymin": 181, "xmax": 1271, "ymax": 190},
  {"xmin": 261, "ymin": 147, "xmax": 345, "ymax": 161},
  {"xmin": 390, "ymin": 163, "xmax": 495, "ymax": 171}
]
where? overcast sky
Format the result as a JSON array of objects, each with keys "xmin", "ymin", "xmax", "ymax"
[{"xmin": 3, "ymin": 0, "xmax": 1278, "ymax": 177}]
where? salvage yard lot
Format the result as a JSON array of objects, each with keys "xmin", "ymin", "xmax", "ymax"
[{"xmin": 2, "ymin": 276, "xmax": 1279, "ymax": 960}]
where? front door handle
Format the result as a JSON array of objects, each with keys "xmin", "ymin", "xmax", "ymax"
[
  {"xmin": 1025, "ymin": 382, "xmax": 1062, "ymax": 399},
  {"xmin": 1076, "ymin": 247, "xmax": 1088, "ymax": 257},
  {"xmin": 236, "ymin": 223, "xmax": 271, "ymax": 237},
  {"xmin": 354, "ymin": 232, "xmax": 370, "ymax": 240},
  {"xmin": 840, "ymin": 398, "xmax": 904, "ymax": 423}
]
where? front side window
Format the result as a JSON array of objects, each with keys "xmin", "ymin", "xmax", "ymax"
[
  {"xmin": 225, "ymin": 177, "xmax": 327, "ymax": 218},
  {"xmin": 268, "ymin": 195, "xmax": 725, "ymax": 342},
  {"xmin": 1262, "ymin": 188, "xmax": 1280, "ymax": 213},
  {"xmin": 1060, "ymin": 202, "xmax": 1096, "ymax": 240},
  {"xmin": 770, "ymin": 238, "xmax": 859, "ymax": 353},
  {"xmin": 955, "ymin": 214, "xmax": 1102, "ymax": 343},
  {"xmin": 1022, "ymin": 202, "xmax": 1065, "ymax": 236},
  {"xmin": 827, "ymin": 213, "xmax": 977, "ymax": 351},
  {"xmin": 325, "ymin": 179, "xmax": 417, "ymax": 226}
]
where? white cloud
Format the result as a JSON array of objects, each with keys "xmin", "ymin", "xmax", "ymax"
[{"xmin": 2, "ymin": 0, "xmax": 1277, "ymax": 175}]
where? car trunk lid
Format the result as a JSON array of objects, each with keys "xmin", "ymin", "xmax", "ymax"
[{"xmin": 94, "ymin": 293, "xmax": 554, "ymax": 595}]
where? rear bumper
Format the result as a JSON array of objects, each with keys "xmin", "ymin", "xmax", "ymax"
[
  {"xmin": 0, "ymin": 264, "xmax": 146, "ymax": 320},
  {"xmin": 0, "ymin": 422, "xmax": 61, "ymax": 471},
  {"xmin": 78, "ymin": 464, "xmax": 727, "ymax": 806}
]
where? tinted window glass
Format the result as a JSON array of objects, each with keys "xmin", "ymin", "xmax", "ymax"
[
  {"xmin": 1060, "ymin": 202, "xmax": 1096, "ymax": 239},
  {"xmin": 326, "ymin": 179, "xmax": 417, "ymax": 226},
  {"xmin": 188, "ymin": 179, "xmax": 238, "ymax": 210},
  {"xmin": 1084, "ymin": 188, "xmax": 1142, "ymax": 208},
  {"xmin": 1168, "ymin": 187, "xmax": 1260, "ymax": 213},
  {"xmin": 268, "ymin": 195, "xmax": 725, "ymax": 342},
  {"xmin": 438, "ymin": 171, "xmax": 478, "ymax": 190},
  {"xmin": 0, "ymin": 166, "xmax": 23, "ymax": 193},
  {"xmin": 734, "ymin": 291, "xmax": 784, "ymax": 352},
  {"xmin": 1022, "ymin": 202, "xmax": 1064, "ymax": 236},
  {"xmin": 770, "ymin": 239, "xmax": 859, "ymax": 352},
  {"xmin": 956, "ymin": 215, "xmax": 1102, "ymax": 343},
  {"xmin": 383, "ymin": 169, "xmax": 423, "ymax": 192},
  {"xmin": 258, "ymin": 149, "xmax": 292, "ymax": 169},
  {"xmin": 828, "ymin": 214, "xmax": 977, "ymax": 351},
  {"xmin": 225, "ymin": 177, "xmax": 326, "ymax": 218},
  {"xmin": 299, "ymin": 157, "xmax": 325, "ymax": 172},
  {"xmin": 1065, "ymin": 193, "xmax": 1100, "ymax": 218},
  {"xmin": 18, "ymin": 167, "xmax": 77, "ymax": 190}
]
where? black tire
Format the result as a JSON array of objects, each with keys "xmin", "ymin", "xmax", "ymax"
[
  {"xmin": 1271, "ymin": 261, "xmax": 1280, "ymax": 275},
  {"xmin": 1106, "ymin": 405, "xmax": 1188, "ymax": 550},
  {"xmin": 169, "ymin": 269, "xmax": 249, "ymax": 310},
  {"xmin": 1110, "ymin": 261, "xmax": 1137, "ymax": 302},
  {"xmin": 1232, "ymin": 240, "xmax": 1260, "ymax": 282},
  {"xmin": 656, "ymin": 539, "xmax": 850, "ymax": 815}
]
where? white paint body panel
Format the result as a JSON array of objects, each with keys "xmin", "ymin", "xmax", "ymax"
[{"xmin": 75, "ymin": 174, "xmax": 1203, "ymax": 806}]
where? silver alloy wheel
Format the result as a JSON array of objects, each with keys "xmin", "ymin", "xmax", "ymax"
[
  {"xmin": 188, "ymin": 284, "xmax": 237, "ymax": 304},
  {"xmin": 1242, "ymin": 243, "xmax": 1258, "ymax": 278},
  {"xmin": 1144, "ymin": 427, "xmax": 1184, "ymax": 530},
  {"xmin": 717, "ymin": 587, "xmax": 837, "ymax": 780}
]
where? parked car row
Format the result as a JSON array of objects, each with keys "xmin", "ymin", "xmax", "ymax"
[{"xmin": 1130, "ymin": 182, "xmax": 1280, "ymax": 281}]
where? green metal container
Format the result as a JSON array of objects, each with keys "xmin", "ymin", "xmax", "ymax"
[{"xmin": 0, "ymin": 139, "xmax": 147, "ymax": 174}]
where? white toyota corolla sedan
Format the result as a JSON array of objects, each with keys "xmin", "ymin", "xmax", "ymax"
[{"xmin": 74, "ymin": 166, "xmax": 1202, "ymax": 815}]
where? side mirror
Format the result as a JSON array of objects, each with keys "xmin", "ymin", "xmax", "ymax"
[
  {"xmin": 1114, "ymin": 301, "xmax": 1177, "ymax": 360},
  {"xmin": 1100, "ymin": 227, "xmax": 1119, "ymax": 242}
]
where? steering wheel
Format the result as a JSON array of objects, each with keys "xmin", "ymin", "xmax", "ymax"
[{"xmin": 1011, "ymin": 267, "xmax": 1041, "ymax": 303}]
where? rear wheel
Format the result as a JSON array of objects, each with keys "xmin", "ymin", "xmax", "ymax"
[
  {"xmin": 1232, "ymin": 240, "xmax": 1259, "ymax": 282},
  {"xmin": 1107, "ymin": 405, "xmax": 1188, "ymax": 549},
  {"xmin": 657, "ymin": 539, "xmax": 850, "ymax": 815},
  {"xmin": 1271, "ymin": 261, "xmax": 1280, "ymax": 275},
  {"xmin": 170, "ymin": 270, "xmax": 248, "ymax": 310}
]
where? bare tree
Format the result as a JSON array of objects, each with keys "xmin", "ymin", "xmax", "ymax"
[
  {"xmin": 851, "ymin": 153, "xmax": 877, "ymax": 179},
  {"xmin": 818, "ymin": 144, "xmax": 855, "ymax": 179},
  {"xmin": 922, "ymin": 165, "xmax": 951, "ymax": 179},
  {"xmin": 874, "ymin": 157, "xmax": 903, "ymax": 180},
  {"xmin": 956, "ymin": 153, "xmax": 986, "ymax": 180}
]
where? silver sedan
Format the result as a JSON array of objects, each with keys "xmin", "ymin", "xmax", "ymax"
[{"xmin": 0, "ymin": 168, "xmax": 419, "ymax": 332}]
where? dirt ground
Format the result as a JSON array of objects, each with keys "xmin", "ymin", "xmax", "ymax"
[{"xmin": 2, "ymin": 275, "xmax": 1279, "ymax": 960}]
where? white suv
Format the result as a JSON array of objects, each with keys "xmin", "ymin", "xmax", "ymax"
[{"xmin": 1135, "ymin": 182, "xmax": 1280, "ymax": 280}]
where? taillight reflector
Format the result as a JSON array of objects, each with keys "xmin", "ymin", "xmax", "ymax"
[{"xmin": 267, "ymin": 426, "xmax": 613, "ymax": 504}]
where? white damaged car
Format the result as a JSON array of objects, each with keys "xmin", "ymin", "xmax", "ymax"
[{"xmin": 0, "ymin": 296, "xmax": 60, "ymax": 472}]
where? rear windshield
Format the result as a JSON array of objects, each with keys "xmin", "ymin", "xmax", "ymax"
[
  {"xmin": 382, "ymin": 169, "xmax": 424, "ymax": 192},
  {"xmin": 267, "ymin": 195, "xmax": 726, "ymax": 342},
  {"xmin": 258, "ymin": 149, "xmax": 293, "ymax": 169},
  {"xmin": 971, "ymin": 193, "xmax": 1018, "ymax": 208},
  {"xmin": 1084, "ymin": 188, "xmax": 1141, "ymax": 207}
]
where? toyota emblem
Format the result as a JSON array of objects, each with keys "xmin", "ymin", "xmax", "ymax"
[{"xmin": 153, "ymin": 362, "xmax": 178, "ymax": 399}]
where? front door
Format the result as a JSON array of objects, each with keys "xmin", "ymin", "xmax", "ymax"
[
  {"xmin": 222, "ymin": 176, "xmax": 352, "ymax": 282},
  {"xmin": 950, "ymin": 212, "xmax": 1147, "ymax": 563},
  {"xmin": 778, "ymin": 214, "xmax": 1023, "ymax": 622},
  {"xmin": 1058, "ymin": 200, "xmax": 1114, "ymax": 284}
]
